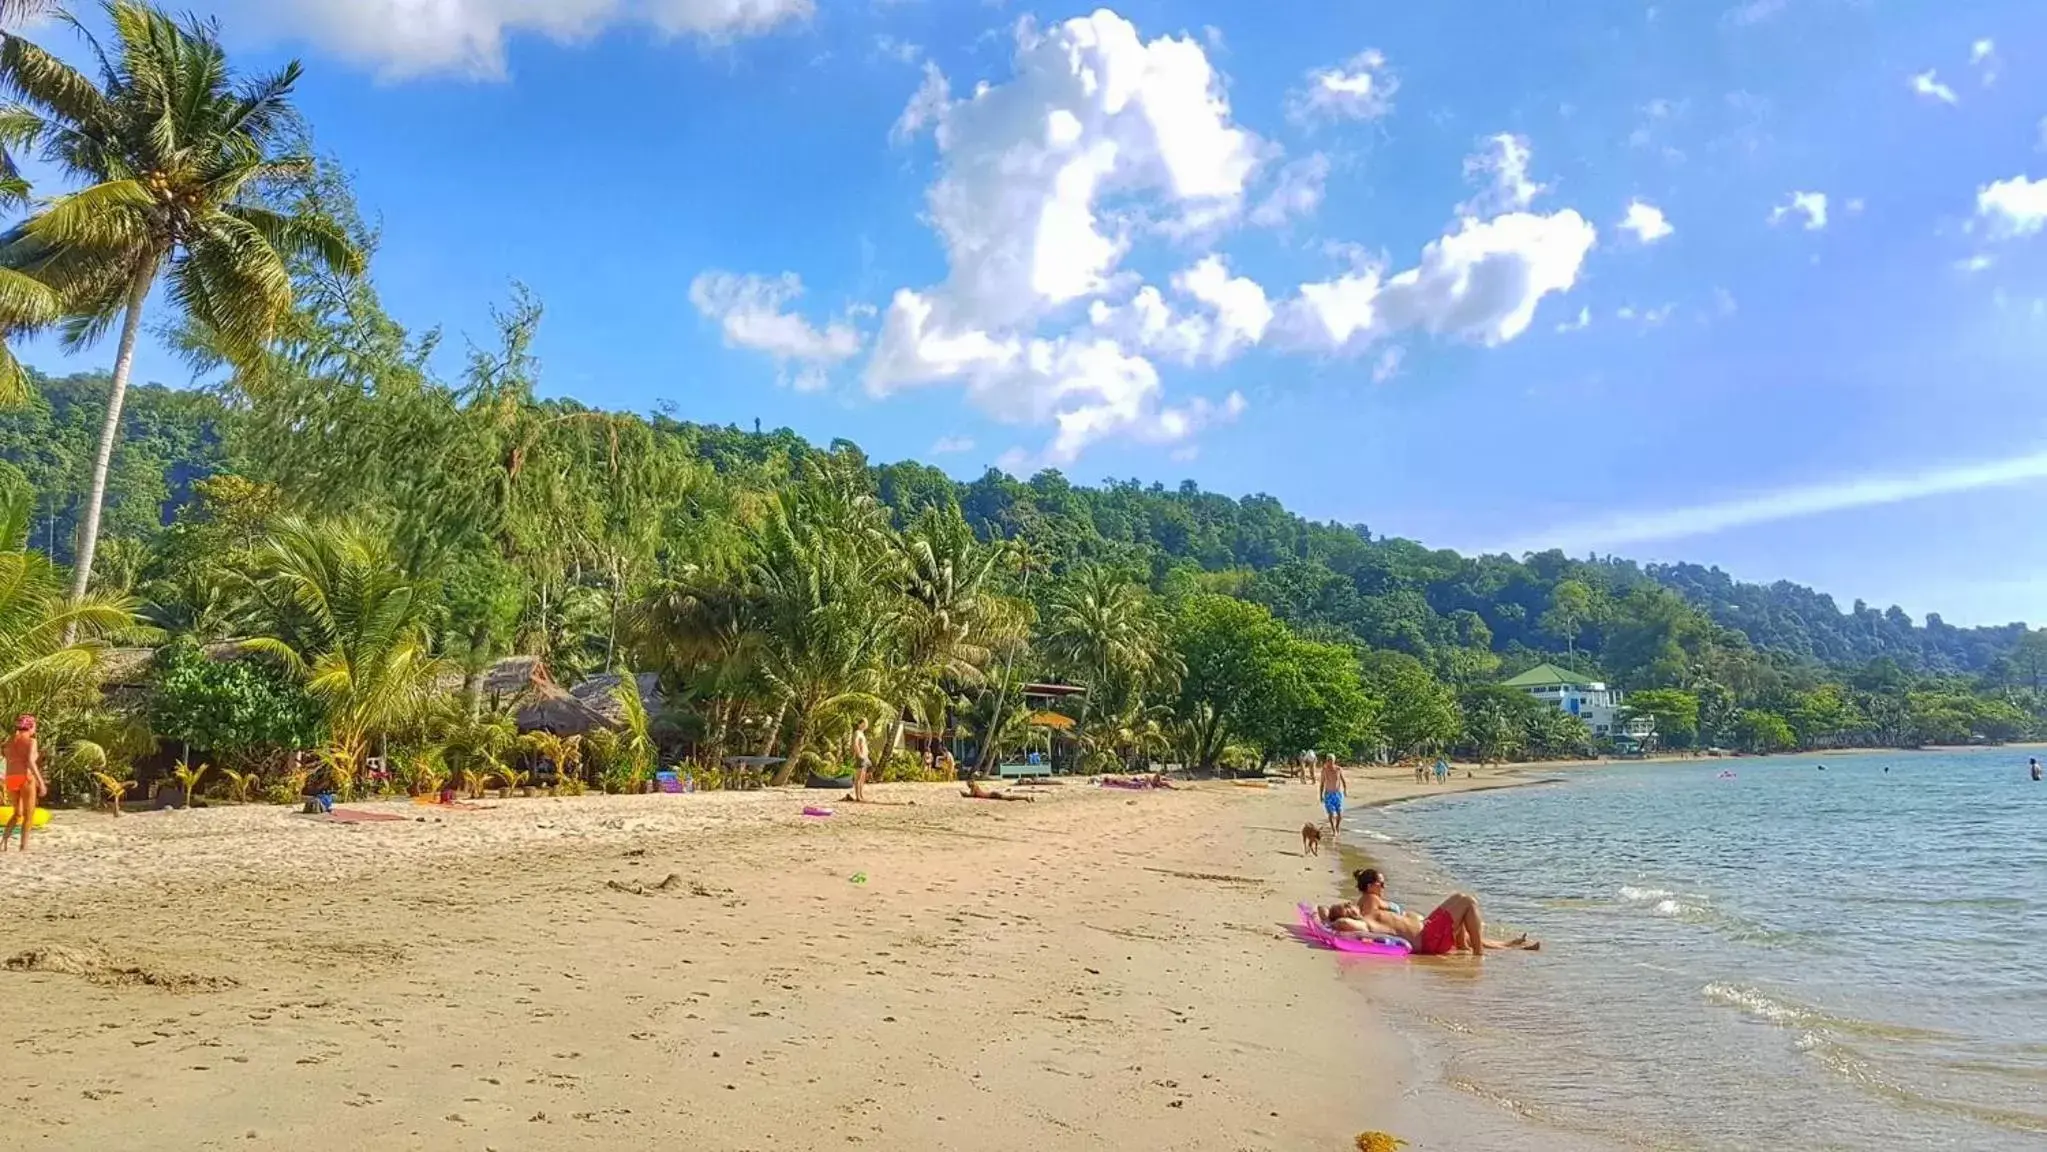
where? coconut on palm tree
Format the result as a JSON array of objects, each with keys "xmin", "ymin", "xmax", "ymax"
[{"xmin": 0, "ymin": 2, "xmax": 361, "ymax": 612}]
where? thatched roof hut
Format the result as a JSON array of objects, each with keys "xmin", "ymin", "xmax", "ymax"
[
  {"xmin": 514, "ymin": 685, "xmax": 611, "ymax": 736},
  {"xmin": 97, "ymin": 646, "xmax": 158, "ymax": 689},
  {"xmin": 93, "ymin": 641, "xmax": 266, "ymax": 705},
  {"xmin": 569, "ymin": 672, "xmax": 661, "ymax": 726},
  {"xmin": 434, "ymin": 654, "xmax": 557, "ymax": 706}
]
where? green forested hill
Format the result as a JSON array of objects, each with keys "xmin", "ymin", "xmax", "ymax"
[{"xmin": 5, "ymin": 367, "xmax": 2033, "ymax": 686}]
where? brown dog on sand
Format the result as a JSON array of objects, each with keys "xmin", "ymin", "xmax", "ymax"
[{"xmin": 1301, "ymin": 823, "xmax": 1323, "ymax": 855}]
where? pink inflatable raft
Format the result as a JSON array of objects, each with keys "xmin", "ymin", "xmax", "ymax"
[{"xmin": 1295, "ymin": 902, "xmax": 1411, "ymax": 957}]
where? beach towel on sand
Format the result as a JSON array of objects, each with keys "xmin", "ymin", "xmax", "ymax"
[{"xmin": 323, "ymin": 808, "xmax": 409, "ymax": 824}]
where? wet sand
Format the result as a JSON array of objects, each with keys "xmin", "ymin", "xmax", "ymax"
[{"xmin": 0, "ymin": 767, "xmax": 1555, "ymax": 1150}]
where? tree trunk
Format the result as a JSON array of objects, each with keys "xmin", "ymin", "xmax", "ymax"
[
  {"xmin": 883, "ymin": 716, "xmax": 906, "ymax": 762},
  {"xmin": 755, "ymin": 700, "xmax": 786, "ymax": 758},
  {"xmin": 705, "ymin": 697, "xmax": 732, "ymax": 767},
  {"xmin": 603, "ymin": 557, "xmax": 622, "ymax": 673},
  {"xmin": 772, "ymin": 707, "xmax": 811, "ymax": 787},
  {"xmin": 64, "ymin": 263, "xmax": 154, "ymax": 639}
]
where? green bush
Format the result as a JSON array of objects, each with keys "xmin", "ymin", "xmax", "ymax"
[{"xmin": 879, "ymin": 749, "xmax": 931, "ymax": 783}]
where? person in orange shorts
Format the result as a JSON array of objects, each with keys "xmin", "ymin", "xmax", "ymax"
[
  {"xmin": 3, "ymin": 714, "xmax": 45, "ymax": 853},
  {"xmin": 1353, "ymin": 868, "xmax": 1540, "ymax": 956}
]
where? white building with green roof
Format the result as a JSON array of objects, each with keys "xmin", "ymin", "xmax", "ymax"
[{"xmin": 1502, "ymin": 663, "xmax": 1654, "ymax": 745}]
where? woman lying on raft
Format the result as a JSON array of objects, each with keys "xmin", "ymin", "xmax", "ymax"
[{"xmin": 1328, "ymin": 869, "xmax": 1540, "ymax": 956}]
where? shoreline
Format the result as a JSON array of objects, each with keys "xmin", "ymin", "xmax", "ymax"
[
  {"xmin": 1317, "ymin": 745, "xmax": 2047, "ymax": 1151},
  {"xmin": 0, "ymin": 774, "xmax": 1559, "ymax": 1150}
]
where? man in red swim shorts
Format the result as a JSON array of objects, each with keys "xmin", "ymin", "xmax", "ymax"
[{"xmin": 1353, "ymin": 868, "xmax": 1540, "ymax": 956}]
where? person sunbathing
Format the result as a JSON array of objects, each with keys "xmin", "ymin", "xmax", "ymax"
[
  {"xmin": 1319, "ymin": 902, "xmax": 1374, "ymax": 935},
  {"xmin": 1353, "ymin": 868, "xmax": 1539, "ymax": 955},
  {"xmin": 962, "ymin": 778, "xmax": 1033, "ymax": 802}
]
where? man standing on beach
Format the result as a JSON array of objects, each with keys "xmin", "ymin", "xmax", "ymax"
[
  {"xmin": 852, "ymin": 718, "xmax": 871, "ymax": 803},
  {"xmin": 1318, "ymin": 754, "xmax": 1346, "ymax": 836}
]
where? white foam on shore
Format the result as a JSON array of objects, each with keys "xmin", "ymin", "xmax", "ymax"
[{"xmin": 1705, "ymin": 982, "xmax": 1806, "ymax": 1026}]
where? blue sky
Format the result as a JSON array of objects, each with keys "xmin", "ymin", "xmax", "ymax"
[{"xmin": 14, "ymin": 0, "xmax": 2047, "ymax": 625}]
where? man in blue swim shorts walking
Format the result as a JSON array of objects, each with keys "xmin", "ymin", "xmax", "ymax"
[{"xmin": 1318, "ymin": 754, "xmax": 1347, "ymax": 836}]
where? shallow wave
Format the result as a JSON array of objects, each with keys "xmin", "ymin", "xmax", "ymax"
[
  {"xmin": 1616, "ymin": 884, "xmax": 1714, "ymax": 921},
  {"xmin": 1794, "ymin": 1031, "xmax": 2047, "ymax": 1134},
  {"xmin": 1615, "ymin": 886, "xmax": 1815, "ymax": 946},
  {"xmin": 1702, "ymin": 982, "xmax": 1950, "ymax": 1042}
]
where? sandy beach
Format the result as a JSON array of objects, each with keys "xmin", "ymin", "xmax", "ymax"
[{"xmin": 0, "ymin": 765, "xmax": 1555, "ymax": 1151}]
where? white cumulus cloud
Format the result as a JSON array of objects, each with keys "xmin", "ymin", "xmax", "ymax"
[
  {"xmin": 1769, "ymin": 190, "xmax": 1828, "ymax": 230},
  {"xmin": 1281, "ymin": 207, "xmax": 1597, "ymax": 352},
  {"xmin": 219, "ymin": 0, "xmax": 813, "ymax": 79},
  {"xmin": 929, "ymin": 435, "xmax": 976, "ymax": 455},
  {"xmin": 1618, "ymin": 199, "xmax": 1673, "ymax": 243},
  {"xmin": 689, "ymin": 271, "xmax": 861, "ymax": 391},
  {"xmin": 1250, "ymin": 152, "xmax": 1331, "ymax": 228},
  {"xmin": 721, "ymin": 18, "xmax": 1605, "ymax": 467},
  {"xmin": 861, "ymin": 11, "xmax": 1261, "ymax": 462},
  {"xmin": 1289, "ymin": 49, "xmax": 1397, "ymax": 123},
  {"xmin": 891, "ymin": 60, "xmax": 950, "ymax": 143},
  {"xmin": 1910, "ymin": 69, "xmax": 1959, "ymax": 105},
  {"xmin": 1459, "ymin": 134, "xmax": 1544, "ymax": 217},
  {"xmin": 1279, "ymin": 136, "xmax": 1592, "ymax": 353},
  {"xmin": 1977, "ymin": 175, "xmax": 2047, "ymax": 237}
]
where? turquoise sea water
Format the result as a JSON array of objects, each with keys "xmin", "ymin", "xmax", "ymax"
[{"xmin": 1349, "ymin": 749, "xmax": 2047, "ymax": 1150}]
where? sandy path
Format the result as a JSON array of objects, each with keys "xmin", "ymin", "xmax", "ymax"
[{"xmin": 0, "ymin": 772, "xmax": 1538, "ymax": 1150}]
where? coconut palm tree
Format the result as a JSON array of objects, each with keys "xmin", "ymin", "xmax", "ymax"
[
  {"xmin": 240, "ymin": 518, "xmax": 440, "ymax": 796},
  {"xmin": 882, "ymin": 504, "xmax": 1005, "ymax": 760},
  {"xmin": 0, "ymin": 159, "xmax": 58, "ymax": 405},
  {"xmin": 746, "ymin": 462, "xmax": 904, "ymax": 784},
  {"xmin": 0, "ymin": 3, "xmax": 53, "ymax": 28},
  {"xmin": 0, "ymin": 262, "xmax": 58, "ymax": 405},
  {"xmin": 0, "ymin": 2, "xmax": 362, "ymax": 613},
  {"xmin": 607, "ymin": 675, "xmax": 657, "ymax": 789},
  {"xmin": 0, "ymin": 485, "xmax": 130, "ymax": 718},
  {"xmin": 1040, "ymin": 565, "xmax": 1166, "ymax": 758},
  {"xmin": 627, "ymin": 572, "xmax": 762, "ymax": 765}
]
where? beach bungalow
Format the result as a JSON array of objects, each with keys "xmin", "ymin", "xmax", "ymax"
[
  {"xmin": 1502, "ymin": 663, "xmax": 1656, "ymax": 746},
  {"xmin": 569, "ymin": 671, "xmax": 662, "ymax": 727}
]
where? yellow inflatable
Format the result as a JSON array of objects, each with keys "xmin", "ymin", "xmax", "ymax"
[{"xmin": 0, "ymin": 806, "xmax": 51, "ymax": 827}]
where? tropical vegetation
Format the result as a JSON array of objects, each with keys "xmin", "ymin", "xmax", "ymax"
[{"xmin": 4, "ymin": 3, "xmax": 2047, "ymax": 808}]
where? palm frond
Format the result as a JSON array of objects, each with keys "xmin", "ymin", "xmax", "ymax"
[
  {"xmin": 0, "ymin": 27, "xmax": 113, "ymax": 137},
  {"xmin": 221, "ymin": 59, "xmax": 302, "ymax": 144},
  {"xmin": 22, "ymin": 177, "xmax": 151, "ymax": 248},
  {"xmin": 225, "ymin": 202, "xmax": 362, "ymax": 276}
]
